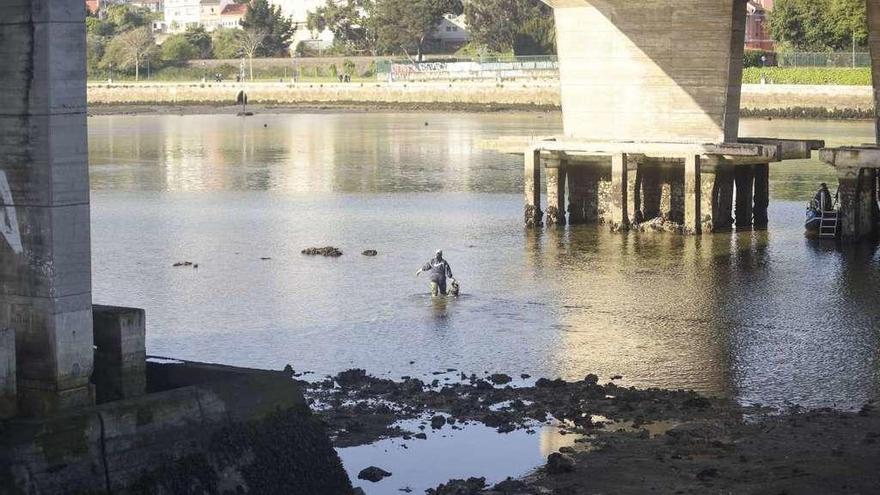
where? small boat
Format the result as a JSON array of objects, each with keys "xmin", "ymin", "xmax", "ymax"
[
  {"xmin": 805, "ymin": 184, "xmax": 839, "ymax": 239},
  {"xmin": 805, "ymin": 206, "xmax": 839, "ymax": 239},
  {"xmin": 805, "ymin": 207, "xmax": 822, "ymax": 237}
]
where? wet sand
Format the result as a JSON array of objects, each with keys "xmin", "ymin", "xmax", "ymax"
[{"xmin": 303, "ymin": 370, "xmax": 879, "ymax": 494}]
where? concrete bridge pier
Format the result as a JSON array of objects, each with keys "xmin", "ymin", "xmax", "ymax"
[
  {"xmin": 522, "ymin": 142, "xmax": 800, "ymax": 235},
  {"xmin": 0, "ymin": 0, "xmax": 94, "ymax": 416}
]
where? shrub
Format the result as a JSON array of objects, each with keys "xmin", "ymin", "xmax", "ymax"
[
  {"xmin": 329, "ymin": 64, "xmax": 338, "ymax": 79},
  {"xmin": 742, "ymin": 67, "xmax": 871, "ymax": 85},
  {"xmin": 744, "ymin": 49, "xmax": 776, "ymax": 68},
  {"xmin": 342, "ymin": 59, "xmax": 356, "ymax": 76}
]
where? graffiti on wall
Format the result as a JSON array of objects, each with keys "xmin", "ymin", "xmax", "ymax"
[{"xmin": 0, "ymin": 171, "xmax": 22, "ymax": 255}]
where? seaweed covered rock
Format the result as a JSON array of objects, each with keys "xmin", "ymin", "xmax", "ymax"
[{"xmin": 302, "ymin": 247, "xmax": 343, "ymax": 257}]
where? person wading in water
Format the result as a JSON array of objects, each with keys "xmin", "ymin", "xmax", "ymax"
[{"xmin": 416, "ymin": 250, "xmax": 456, "ymax": 297}]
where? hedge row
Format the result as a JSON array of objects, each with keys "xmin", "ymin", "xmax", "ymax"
[{"xmin": 742, "ymin": 67, "xmax": 872, "ymax": 85}]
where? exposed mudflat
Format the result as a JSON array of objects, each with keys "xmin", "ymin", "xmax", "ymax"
[{"xmin": 302, "ymin": 370, "xmax": 879, "ymax": 495}]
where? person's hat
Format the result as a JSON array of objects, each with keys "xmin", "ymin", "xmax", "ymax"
[{"xmin": 820, "ymin": 183, "xmax": 828, "ymax": 188}]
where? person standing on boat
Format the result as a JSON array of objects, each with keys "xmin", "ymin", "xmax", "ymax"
[
  {"xmin": 813, "ymin": 183, "xmax": 834, "ymax": 212},
  {"xmin": 416, "ymin": 250, "xmax": 455, "ymax": 297}
]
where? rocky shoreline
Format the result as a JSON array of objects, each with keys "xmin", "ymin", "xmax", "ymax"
[{"xmin": 302, "ymin": 369, "xmax": 879, "ymax": 494}]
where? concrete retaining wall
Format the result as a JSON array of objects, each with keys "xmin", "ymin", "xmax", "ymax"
[
  {"xmin": 0, "ymin": 363, "xmax": 353, "ymax": 494},
  {"xmin": 86, "ymin": 82, "xmax": 876, "ymax": 117},
  {"xmin": 87, "ymin": 81, "xmax": 561, "ymax": 108}
]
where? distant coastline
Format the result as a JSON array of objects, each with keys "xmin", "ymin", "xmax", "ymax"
[{"xmin": 87, "ymin": 82, "xmax": 875, "ymax": 120}]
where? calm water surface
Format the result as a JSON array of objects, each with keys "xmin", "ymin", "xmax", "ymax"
[{"xmin": 88, "ymin": 113, "xmax": 880, "ymax": 412}]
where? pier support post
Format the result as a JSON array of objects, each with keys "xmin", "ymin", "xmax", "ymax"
[
  {"xmin": 838, "ymin": 167, "xmax": 860, "ymax": 240},
  {"xmin": 684, "ymin": 155, "xmax": 702, "ymax": 235},
  {"xmin": 524, "ymin": 148, "xmax": 543, "ymax": 227},
  {"xmin": 627, "ymin": 160, "xmax": 642, "ymax": 226},
  {"xmin": 610, "ymin": 154, "xmax": 630, "ymax": 231},
  {"xmin": 753, "ymin": 163, "xmax": 770, "ymax": 229},
  {"xmin": 545, "ymin": 154, "xmax": 567, "ymax": 226},
  {"xmin": 714, "ymin": 165, "xmax": 735, "ymax": 232},
  {"xmin": 734, "ymin": 165, "xmax": 755, "ymax": 228},
  {"xmin": 641, "ymin": 164, "xmax": 663, "ymax": 221},
  {"xmin": 858, "ymin": 169, "xmax": 878, "ymax": 238},
  {"xmin": 568, "ymin": 167, "xmax": 599, "ymax": 225}
]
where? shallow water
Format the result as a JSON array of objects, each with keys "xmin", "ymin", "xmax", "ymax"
[{"xmin": 89, "ymin": 112, "xmax": 880, "ymax": 411}]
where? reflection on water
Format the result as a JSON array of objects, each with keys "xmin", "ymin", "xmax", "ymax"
[
  {"xmin": 337, "ymin": 417, "xmax": 575, "ymax": 495},
  {"xmin": 89, "ymin": 113, "xmax": 880, "ymax": 410}
]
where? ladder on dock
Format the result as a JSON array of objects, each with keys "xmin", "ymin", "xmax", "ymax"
[{"xmin": 818, "ymin": 210, "xmax": 839, "ymax": 239}]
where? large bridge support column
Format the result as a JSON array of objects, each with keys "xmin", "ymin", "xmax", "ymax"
[
  {"xmin": 0, "ymin": 1, "xmax": 94, "ymax": 416},
  {"xmin": 524, "ymin": 148, "xmax": 543, "ymax": 227}
]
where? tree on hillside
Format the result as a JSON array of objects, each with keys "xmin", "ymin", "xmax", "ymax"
[
  {"xmin": 101, "ymin": 26, "xmax": 157, "ymax": 81},
  {"xmin": 239, "ymin": 28, "xmax": 268, "ymax": 80},
  {"xmin": 464, "ymin": 0, "xmax": 554, "ymax": 55},
  {"xmin": 372, "ymin": 0, "xmax": 463, "ymax": 61},
  {"xmin": 105, "ymin": 3, "xmax": 155, "ymax": 33},
  {"xmin": 185, "ymin": 25, "xmax": 213, "ymax": 59},
  {"xmin": 212, "ymin": 28, "xmax": 242, "ymax": 59},
  {"xmin": 240, "ymin": 0, "xmax": 296, "ymax": 57},
  {"xmin": 161, "ymin": 34, "xmax": 199, "ymax": 63},
  {"xmin": 307, "ymin": 0, "xmax": 377, "ymax": 54},
  {"xmin": 769, "ymin": 0, "xmax": 866, "ymax": 51}
]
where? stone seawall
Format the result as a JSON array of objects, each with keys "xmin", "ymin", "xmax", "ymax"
[
  {"xmin": 87, "ymin": 82, "xmax": 874, "ymax": 118},
  {"xmin": 0, "ymin": 362, "xmax": 353, "ymax": 495}
]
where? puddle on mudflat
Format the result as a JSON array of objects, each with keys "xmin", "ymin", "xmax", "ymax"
[{"xmin": 337, "ymin": 416, "xmax": 581, "ymax": 495}]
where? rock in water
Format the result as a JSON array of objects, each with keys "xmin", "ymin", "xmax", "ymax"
[
  {"xmin": 357, "ymin": 466, "xmax": 392, "ymax": 482},
  {"xmin": 430, "ymin": 415, "xmax": 446, "ymax": 429},
  {"xmin": 425, "ymin": 477, "xmax": 486, "ymax": 495},
  {"xmin": 362, "ymin": 250, "xmax": 378, "ymax": 256},
  {"xmin": 545, "ymin": 453, "xmax": 575, "ymax": 474},
  {"xmin": 302, "ymin": 246, "xmax": 343, "ymax": 257},
  {"xmin": 489, "ymin": 373, "xmax": 512, "ymax": 385}
]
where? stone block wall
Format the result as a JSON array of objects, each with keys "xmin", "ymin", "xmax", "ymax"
[
  {"xmin": 0, "ymin": 363, "xmax": 354, "ymax": 494},
  {"xmin": 92, "ymin": 305, "xmax": 146, "ymax": 403}
]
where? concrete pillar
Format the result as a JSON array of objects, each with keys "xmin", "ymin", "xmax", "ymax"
[
  {"xmin": 753, "ymin": 163, "xmax": 770, "ymax": 229},
  {"xmin": 567, "ymin": 167, "xmax": 591, "ymax": 224},
  {"xmin": 610, "ymin": 154, "xmax": 630, "ymax": 231},
  {"xmin": 0, "ymin": 1, "xmax": 94, "ymax": 416},
  {"xmin": 626, "ymin": 160, "xmax": 642, "ymax": 226},
  {"xmin": 700, "ymin": 167, "xmax": 718, "ymax": 233},
  {"xmin": 640, "ymin": 164, "xmax": 663, "ymax": 220},
  {"xmin": 858, "ymin": 169, "xmax": 878, "ymax": 238},
  {"xmin": 548, "ymin": 0, "xmax": 748, "ymax": 143},
  {"xmin": 92, "ymin": 306, "xmax": 146, "ymax": 403},
  {"xmin": 734, "ymin": 165, "xmax": 755, "ymax": 228},
  {"xmin": 0, "ymin": 328, "xmax": 16, "ymax": 419},
  {"xmin": 524, "ymin": 148, "xmax": 543, "ymax": 228},
  {"xmin": 713, "ymin": 165, "xmax": 736, "ymax": 232},
  {"xmin": 684, "ymin": 155, "xmax": 702, "ymax": 235},
  {"xmin": 545, "ymin": 155, "xmax": 567, "ymax": 226},
  {"xmin": 838, "ymin": 167, "xmax": 860, "ymax": 240}
]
